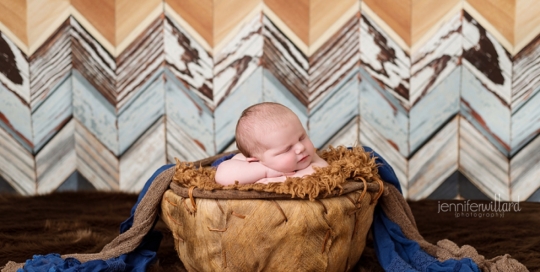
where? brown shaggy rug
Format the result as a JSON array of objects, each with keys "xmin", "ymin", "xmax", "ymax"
[{"xmin": 1, "ymin": 192, "xmax": 539, "ymax": 271}]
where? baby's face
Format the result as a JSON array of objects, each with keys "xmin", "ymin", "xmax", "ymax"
[{"xmin": 254, "ymin": 119, "xmax": 315, "ymax": 173}]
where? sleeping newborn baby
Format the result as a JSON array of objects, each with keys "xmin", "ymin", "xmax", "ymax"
[{"xmin": 215, "ymin": 102, "xmax": 328, "ymax": 185}]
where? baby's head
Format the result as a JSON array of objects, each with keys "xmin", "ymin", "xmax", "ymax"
[{"xmin": 236, "ymin": 102, "xmax": 316, "ymax": 172}]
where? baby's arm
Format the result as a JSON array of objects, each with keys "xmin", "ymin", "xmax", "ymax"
[
  {"xmin": 215, "ymin": 154, "xmax": 282, "ymax": 185},
  {"xmin": 257, "ymin": 155, "xmax": 329, "ymax": 184},
  {"xmin": 290, "ymin": 155, "xmax": 329, "ymax": 178}
]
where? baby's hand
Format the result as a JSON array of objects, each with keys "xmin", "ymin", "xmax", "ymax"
[
  {"xmin": 266, "ymin": 167, "xmax": 294, "ymax": 178},
  {"xmin": 255, "ymin": 176, "xmax": 287, "ymax": 184}
]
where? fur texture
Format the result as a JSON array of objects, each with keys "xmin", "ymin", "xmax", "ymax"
[{"xmin": 172, "ymin": 146, "xmax": 382, "ymax": 200}]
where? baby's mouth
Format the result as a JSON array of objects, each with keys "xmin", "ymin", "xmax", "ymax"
[{"xmin": 298, "ymin": 155, "xmax": 309, "ymax": 163}]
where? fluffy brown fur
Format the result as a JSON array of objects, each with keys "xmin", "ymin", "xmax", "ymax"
[{"xmin": 172, "ymin": 146, "xmax": 382, "ymax": 200}]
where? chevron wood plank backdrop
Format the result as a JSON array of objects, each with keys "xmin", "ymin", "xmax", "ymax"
[{"xmin": 0, "ymin": 0, "xmax": 539, "ymax": 201}]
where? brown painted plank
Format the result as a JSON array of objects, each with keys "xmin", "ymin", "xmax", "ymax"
[
  {"xmin": 264, "ymin": 0, "xmax": 309, "ymax": 45},
  {"xmin": 165, "ymin": 0, "xmax": 213, "ymax": 46},
  {"xmin": 515, "ymin": 0, "xmax": 540, "ymax": 53},
  {"xmin": 411, "ymin": 0, "xmax": 461, "ymax": 45},
  {"xmin": 71, "ymin": 0, "xmax": 116, "ymax": 46},
  {"xmin": 27, "ymin": 0, "xmax": 70, "ymax": 52},
  {"xmin": 214, "ymin": 0, "xmax": 261, "ymax": 47},
  {"xmin": 309, "ymin": 0, "xmax": 357, "ymax": 45},
  {"xmin": 465, "ymin": 0, "xmax": 514, "ymax": 45},
  {"xmin": 116, "ymin": 0, "xmax": 161, "ymax": 46},
  {"xmin": 362, "ymin": 0, "xmax": 411, "ymax": 46},
  {"xmin": 0, "ymin": 0, "xmax": 27, "ymax": 45}
]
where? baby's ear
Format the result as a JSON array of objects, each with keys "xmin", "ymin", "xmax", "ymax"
[{"xmin": 246, "ymin": 157, "xmax": 259, "ymax": 162}]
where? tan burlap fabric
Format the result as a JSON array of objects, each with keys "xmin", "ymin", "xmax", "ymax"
[{"xmin": 162, "ymin": 189, "xmax": 377, "ymax": 271}]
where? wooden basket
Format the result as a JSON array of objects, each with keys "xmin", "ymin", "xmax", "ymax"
[{"xmin": 161, "ymin": 151, "xmax": 383, "ymax": 272}]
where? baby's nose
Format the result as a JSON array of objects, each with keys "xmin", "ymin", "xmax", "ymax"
[{"xmin": 295, "ymin": 143, "xmax": 305, "ymax": 154}]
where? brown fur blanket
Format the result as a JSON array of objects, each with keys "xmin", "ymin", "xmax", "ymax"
[{"xmin": 1, "ymin": 192, "xmax": 538, "ymax": 271}]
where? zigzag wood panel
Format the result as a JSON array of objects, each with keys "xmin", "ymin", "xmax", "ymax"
[{"xmin": 0, "ymin": 1, "xmax": 539, "ymax": 201}]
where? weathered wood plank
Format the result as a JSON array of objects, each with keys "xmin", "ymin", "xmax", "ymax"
[
  {"xmin": 461, "ymin": 66, "xmax": 510, "ymax": 156},
  {"xmin": 36, "ymin": 119, "xmax": 75, "ymax": 194},
  {"xmin": 309, "ymin": 72, "xmax": 359, "ymax": 148},
  {"xmin": 72, "ymin": 70, "xmax": 118, "ymax": 155},
  {"xmin": 71, "ymin": 17, "xmax": 117, "ymax": 105},
  {"xmin": 360, "ymin": 117, "xmax": 408, "ymax": 198},
  {"xmin": 214, "ymin": 67, "xmax": 262, "ymax": 153},
  {"xmin": 0, "ymin": 126, "xmax": 35, "ymax": 195},
  {"xmin": 31, "ymin": 75, "xmax": 72, "ymax": 152},
  {"xmin": 0, "ymin": 32, "xmax": 30, "ymax": 103},
  {"xmin": 164, "ymin": 14, "xmax": 214, "ymax": 108},
  {"xmin": 309, "ymin": 14, "xmax": 359, "ymax": 108},
  {"xmin": 119, "ymin": 117, "xmax": 166, "ymax": 193},
  {"xmin": 410, "ymin": 67, "xmax": 460, "ymax": 153},
  {"xmin": 359, "ymin": 67, "xmax": 409, "ymax": 157},
  {"xmin": 118, "ymin": 73, "xmax": 165, "ymax": 155},
  {"xmin": 459, "ymin": 117, "xmax": 510, "ymax": 201},
  {"xmin": 410, "ymin": 12, "xmax": 461, "ymax": 106},
  {"xmin": 360, "ymin": 13, "xmax": 410, "ymax": 109},
  {"xmin": 262, "ymin": 69, "xmax": 308, "ymax": 128},
  {"xmin": 74, "ymin": 119, "xmax": 119, "ymax": 191},
  {"xmin": 116, "ymin": 16, "xmax": 164, "ymax": 111},
  {"xmin": 262, "ymin": 15, "xmax": 309, "ymax": 106},
  {"xmin": 165, "ymin": 69, "xmax": 215, "ymax": 156},
  {"xmin": 0, "ymin": 80, "xmax": 32, "ymax": 152},
  {"xmin": 409, "ymin": 116, "xmax": 458, "ymax": 200},
  {"xmin": 213, "ymin": 13, "xmax": 262, "ymax": 106},
  {"xmin": 29, "ymin": 19, "xmax": 71, "ymax": 108}
]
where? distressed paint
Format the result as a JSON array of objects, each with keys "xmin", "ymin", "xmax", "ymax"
[
  {"xmin": 262, "ymin": 69, "xmax": 308, "ymax": 128},
  {"xmin": 410, "ymin": 67, "xmax": 460, "ymax": 153},
  {"xmin": 262, "ymin": 15, "xmax": 309, "ymax": 106},
  {"xmin": 0, "ymin": 126, "xmax": 35, "ymax": 195},
  {"xmin": 119, "ymin": 117, "xmax": 166, "ymax": 193},
  {"xmin": 309, "ymin": 14, "xmax": 359, "ymax": 108},
  {"xmin": 116, "ymin": 16, "xmax": 164, "ymax": 111},
  {"xmin": 360, "ymin": 117, "xmax": 408, "ymax": 198},
  {"xmin": 36, "ymin": 119, "xmax": 75, "ymax": 194},
  {"xmin": 410, "ymin": 12, "xmax": 461, "ymax": 106},
  {"xmin": 214, "ymin": 67, "xmax": 263, "ymax": 153},
  {"xmin": 461, "ymin": 66, "xmax": 511, "ymax": 156},
  {"xmin": 165, "ymin": 69, "xmax": 215, "ymax": 156},
  {"xmin": 74, "ymin": 119, "xmax": 119, "ymax": 191},
  {"xmin": 459, "ymin": 117, "xmax": 510, "ymax": 201},
  {"xmin": 0, "ymin": 32, "xmax": 30, "ymax": 103},
  {"xmin": 409, "ymin": 117, "xmax": 458, "ymax": 200},
  {"xmin": 166, "ymin": 116, "xmax": 210, "ymax": 163},
  {"xmin": 72, "ymin": 71, "xmax": 118, "ymax": 155},
  {"xmin": 32, "ymin": 75, "xmax": 72, "ymax": 153},
  {"xmin": 511, "ymin": 134, "xmax": 540, "ymax": 201},
  {"xmin": 118, "ymin": 73, "xmax": 165, "ymax": 155},
  {"xmin": 360, "ymin": 13, "xmax": 410, "ymax": 109},
  {"xmin": 164, "ymin": 14, "xmax": 213, "ymax": 108},
  {"xmin": 0, "ymin": 82, "xmax": 33, "ymax": 152},
  {"xmin": 29, "ymin": 19, "xmax": 72, "ymax": 109},
  {"xmin": 214, "ymin": 13, "xmax": 263, "ymax": 106},
  {"xmin": 309, "ymin": 71, "xmax": 359, "ymax": 148},
  {"xmin": 462, "ymin": 12, "xmax": 512, "ymax": 105},
  {"xmin": 359, "ymin": 67, "xmax": 409, "ymax": 157}
]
